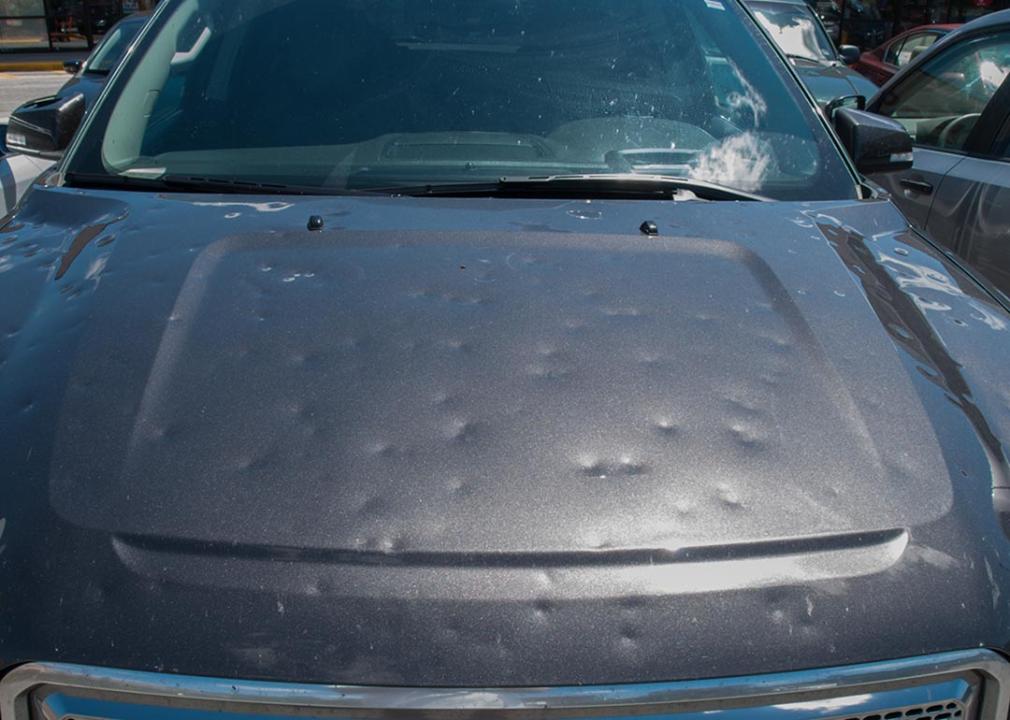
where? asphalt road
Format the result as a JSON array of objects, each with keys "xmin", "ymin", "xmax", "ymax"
[{"xmin": 0, "ymin": 71, "xmax": 68, "ymax": 123}]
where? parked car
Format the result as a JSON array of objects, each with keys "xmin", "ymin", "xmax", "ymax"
[
  {"xmin": 747, "ymin": 0, "xmax": 880, "ymax": 106},
  {"xmin": 852, "ymin": 24, "xmax": 960, "ymax": 85},
  {"xmin": 865, "ymin": 10, "xmax": 1010, "ymax": 295},
  {"xmin": 59, "ymin": 12, "xmax": 153, "ymax": 111},
  {"xmin": 4, "ymin": 1, "xmax": 1010, "ymax": 719},
  {"xmin": 0, "ymin": 12, "xmax": 151, "ymax": 217}
]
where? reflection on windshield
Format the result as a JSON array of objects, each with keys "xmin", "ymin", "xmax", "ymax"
[
  {"xmin": 751, "ymin": 2, "xmax": 836, "ymax": 62},
  {"xmin": 690, "ymin": 66, "xmax": 772, "ymax": 191},
  {"xmin": 690, "ymin": 132, "xmax": 773, "ymax": 192},
  {"xmin": 70, "ymin": 0, "xmax": 857, "ymax": 201},
  {"xmin": 87, "ymin": 19, "xmax": 145, "ymax": 74}
]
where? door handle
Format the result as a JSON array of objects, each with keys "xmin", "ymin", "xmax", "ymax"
[{"xmin": 900, "ymin": 177, "xmax": 933, "ymax": 194}]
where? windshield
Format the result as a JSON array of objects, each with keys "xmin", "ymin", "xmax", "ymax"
[
  {"xmin": 85, "ymin": 17, "xmax": 146, "ymax": 74},
  {"xmin": 750, "ymin": 1, "xmax": 837, "ymax": 62},
  {"xmin": 67, "ymin": 0, "xmax": 856, "ymax": 201}
]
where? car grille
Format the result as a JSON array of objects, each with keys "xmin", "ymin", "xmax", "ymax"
[
  {"xmin": 835, "ymin": 700, "xmax": 966, "ymax": 720},
  {"xmin": 0, "ymin": 650, "xmax": 1007, "ymax": 720}
]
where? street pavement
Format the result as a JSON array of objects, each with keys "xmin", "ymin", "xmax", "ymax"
[{"xmin": 0, "ymin": 71, "xmax": 69, "ymax": 123}]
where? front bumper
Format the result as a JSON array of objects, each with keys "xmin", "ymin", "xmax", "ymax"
[{"xmin": 1, "ymin": 650, "xmax": 1008, "ymax": 720}]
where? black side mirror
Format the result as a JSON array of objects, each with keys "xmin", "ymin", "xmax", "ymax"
[
  {"xmin": 833, "ymin": 107, "xmax": 913, "ymax": 175},
  {"xmin": 63, "ymin": 59, "xmax": 82, "ymax": 75},
  {"xmin": 838, "ymin": 44, "xmax": 861, "ymax": 64},
  {"xmin": 5, "ymin": 93, "xmax": 86, "ymax": 160},
  {"xmin": 825, "ymin": 94, "xmax": 866, "ymax": 116}
]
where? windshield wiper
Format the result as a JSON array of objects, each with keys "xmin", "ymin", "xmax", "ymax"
[
  {"xmin": 785, "ymin": 53, "xmax": 825, "ymax": 64},
  {"xmin": 64, "ymin": 172, "xmax": 768, "ymax": 202},
  {"xmin": 64, "ymin": 171, "xmax": 362, "ymax": 196},
  {"xmin": 372, "ymin": 174, "xmax": 768, "ymax": 202}
]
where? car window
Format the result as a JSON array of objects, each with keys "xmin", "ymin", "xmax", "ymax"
[
  {"xmin": 86, "ymin": 18, "xmax": 145, "ymax": 74},
  {"xmin": 895, "ymin": 32, "xmax": 939, "ymax": 67},
  {"xmin": 750, "ymin": 1, "xmax": 837, "ymax": 62},
  {"xmin": 884, "ymin": 37, "xmax": 905, "ymax": 65},
  {"xmin": 877, "ymin": 32, "xmax": 1010, "ymax": 152},
  {"xmin": 67, "ymin": 0, "xmax": 857, "ymax": 201}
]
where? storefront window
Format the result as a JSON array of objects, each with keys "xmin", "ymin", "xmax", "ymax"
[
  {"xmin": 0, "ymin": 0, "xmax": 48, "ymax": 51},
  {"xmin": 0, "ymin": 0, "xmax": 155, "ymax": 52},
  {"xmin": 1, "ymin": 0, "xmax": 45, "ymax": 13}
]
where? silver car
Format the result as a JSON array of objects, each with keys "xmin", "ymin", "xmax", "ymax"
[{"xmin": 867, "ymin": 10, "xmax": 1010, "ymax": 297}]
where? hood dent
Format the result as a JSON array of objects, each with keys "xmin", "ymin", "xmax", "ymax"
[{"xmin": 814, "ymin": 213, "xmax": 1010, "ymax": 497}]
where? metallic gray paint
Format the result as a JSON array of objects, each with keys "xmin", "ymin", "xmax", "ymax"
[
  {"xmin": 791, "ymin": 59, "xmax": 881, "ymax": 106},
  {"xmin": 2, "ymin": 186, "xmax": 1010, "ymax": 685},
  {"xmin": 926, "ymin": 155, "xmax": 1010, "ymax": 296}
]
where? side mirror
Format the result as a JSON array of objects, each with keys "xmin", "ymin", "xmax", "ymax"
[
  {"xmin": 833, "ymin": 107, "xmax": 913, "ymax": 175},
  {"xmin": 825, "ymin": 94, "xmax": 866, "ymax": 116},
  {"xmin": 5, "ymin": 93, "xmax": 86, "ymax": 160},
  {"xmin": 838, "ymin": 44, "xmax": 861, "ymax": 64},
  {"xmin": 63, "ymin": 59, "xmax": 82, "ymax": 75}
]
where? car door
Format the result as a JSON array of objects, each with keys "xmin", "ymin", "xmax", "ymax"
[
  {"xmin": 854, "ymin": 38, "xmax": 895, "ymax": 84},
  {"xmin": 868, "ymin": 29, "xmax": 1010, "ymax": 235},
  {"xmin": 925, "ymin": 80, "xmax": 1010, "ymax": 296}
]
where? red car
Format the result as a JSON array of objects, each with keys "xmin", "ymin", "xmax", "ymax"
[{"xmin": 851, "ymin": 24, "xmax": 960, "ymax": 85}]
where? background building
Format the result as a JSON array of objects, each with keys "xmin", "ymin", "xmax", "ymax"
[
  {"xmin": 818, "ymin": 0, "xmax": 1007, "ymax": 47},
  {"xmin": 0, "ymin": 0, "xmax": 1006, "ymax": 56},
  {"xmin": 0, "ymin": 0, "xmax": 158, "ymax": 53}
]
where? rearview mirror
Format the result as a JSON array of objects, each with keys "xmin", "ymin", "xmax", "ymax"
[
  {"xmin": 838, "ymin": 44, "xmax": 861, "ymax": 64},
  {"xmin": 63, "ymin": 59, "xmax": 82, "ymax": 74},
  {"xmin": 5, "ymin": 93, "xmax": 86, "ymax": 160},
  {"xmin": 833, "ymin": 107, "xmax": 913, "ymax": 175}
]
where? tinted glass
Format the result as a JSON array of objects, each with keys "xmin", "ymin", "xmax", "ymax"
[
  {"xmin": 895, "ymin": 32, "xmax": 939, "ymax": 67},
  {"xmin": 878, "ymin": 32, "xmax": 1010, "ymax": 152},
  {"xmin": 883, "ymin": 37, "xmax": 904, "ymax": 65},
  {"xmin": 68, "ymin": 0, "xmax": 856, "ymax": 200},
  {"xmin": 87, "ymin": 17, "xmax": 146, "ymax": 74},
  {"xmin": 751, "ymin": 1, "xmax": 836, "ymax": 61}
]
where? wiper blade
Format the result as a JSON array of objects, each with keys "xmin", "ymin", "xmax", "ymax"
[
  {"xmin": 785, "ymin": 53, "xmax": 824, "ymax": 64},
  {"xmin": 376, "ymin": 174, "xmax": 768, "ymax": 202},
  {"xmin": 64, "ymin": 172, "xmax": 362, "ymax": 196},
  {"xmin": 65, "ymin": 172, "xmax": 768, "ymax": 201}
]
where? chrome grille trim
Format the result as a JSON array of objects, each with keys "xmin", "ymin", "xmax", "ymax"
[{"xmin": 0, "ymin": 650, "xmax": 1007, "ymax": 720}]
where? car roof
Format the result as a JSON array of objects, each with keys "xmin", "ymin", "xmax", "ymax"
[
  {"xmin": 887, "ymin": 23, "xmax": 959, "ymax": 41},
  {"xmin": 909, "ymin": 10, "xmax": 1010, "ymax": 58}
]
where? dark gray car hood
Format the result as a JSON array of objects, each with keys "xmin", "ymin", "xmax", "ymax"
[
  {"xmin": 2, "ymin": 187, "xmax": 1010, "ymax": 686},
  {"xmin": 792, "ymin": 58, "xmax": 880, "ymax": 105}
]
